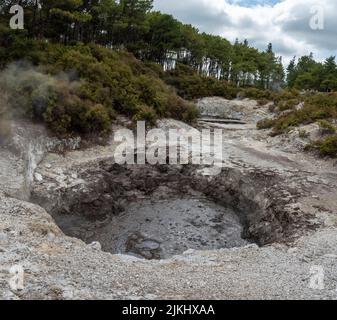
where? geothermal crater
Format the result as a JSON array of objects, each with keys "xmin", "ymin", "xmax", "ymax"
[
  {"xmin": 53, "ymin": 191, "xmax": 249, "ymax": 260},
  {"xmin": 39, "ymin": 161, "xmax": 255, "ymax": 260},
  {"xmin": 28, "ymin": 100, "xmax": 305, "ymax": 261},
  {"xmin": 32, "ymin": 158, "xmax": 294, "ymax": 261}
]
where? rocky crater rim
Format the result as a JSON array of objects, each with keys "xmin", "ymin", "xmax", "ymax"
[
  {"xmin": 30, "ymin": 157, "xmax": 310, "ymax": 260},
  {"xmin": 3, "ymin": 109, "xmax": 318, "ymax": 261}
]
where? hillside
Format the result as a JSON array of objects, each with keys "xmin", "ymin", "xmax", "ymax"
[
  {"xmin": 1, "ymin": 1, "xmax": 337, "ymax": 152},
  {"xmin": 0, "ymin": 39, "xmax": 199, "ymax": 137}
]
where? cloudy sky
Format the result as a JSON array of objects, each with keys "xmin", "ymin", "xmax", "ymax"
[{"xmin": 153, "ymin": 0, "xmax": 337, "ymax": 64}]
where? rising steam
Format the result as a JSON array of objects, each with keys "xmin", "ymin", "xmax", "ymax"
[{"xmin": 0, "ymin": 61, "xmax": 83, "ymax": 144}]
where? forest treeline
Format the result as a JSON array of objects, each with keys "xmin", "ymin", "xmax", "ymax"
[
  {"xmin": 287, "ymin": 54, "xmax": 337, "ymax": 92},
  {"xmin": 1, "ymin": 0, "xmax": 285, "ymax": 90},
  {"xmin": 2, "ymin": 1, "xmax": 337, "ymax": 92}
]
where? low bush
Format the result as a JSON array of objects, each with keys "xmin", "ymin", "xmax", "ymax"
[
  {"xmin": 307, "ymin": 136, "xmax": 337, "ymax": 157},
  {"xmin": 239, "ymin": 88, "xmax": 275, "ymax": 101},
  {"xmin": 257, "ymin": 99, "xmax": 270, "ymax": 106},
  {"xmin": 166, "ymin": 96, "xmax": 200, "ymax": 123},
  {"xmin": 317, "ymin": 120, "xmax": 336, "ymax": 134},
  {"xmin": 162, "ymin": 63, "xmax": 239, "ymax": 100},
  {"xmin": 318, "ymin": 136, "xmax": 337, "ymax": 156},
  {"xmin": 299, "ymin": 129, "xmax": 309, "ymax": 139},
  {"xmin": 0, "ymin": 42, "xmax": 199, "ymax": 136},
  {"xmin": 257, "ymin": 118, "xmax": 275, "ymax": 130},
  {"xmin": 262, "ymin": 92, "xmax": 337, "ymax": 135},
  {"xmin": 273, "ymin": 89, "xmax": 300, "ymax": 104},
  {"xmin": 277, "ymin": 98, "xmax": 300, "ymax": 111},
  {"xmin": 132, "ymin": 105, "xmax": 158, "ymax": 126}
]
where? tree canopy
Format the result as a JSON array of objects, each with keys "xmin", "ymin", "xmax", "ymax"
[
  {"xmin": 1, "ymin": 0, "xmax": 336, "ymax": 93},
  {"xmin": 0, "ymin": 0, "xmax": 285, "ymax": 89},
  {"xmin": 287, "ymin": 54, "xmax": 337, "ymax": 92}
]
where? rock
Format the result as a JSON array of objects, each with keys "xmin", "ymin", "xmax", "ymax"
[
  {"xmin": 45, "ymin": 163, "xmax": 52, "ymax": 169},
  {"xmin": 244, "ymin": 244, "xmax": 259, "ymax": 250},
  {"xmin": 295, "ymin": 102, "xmax": 304, "ymax": 111},
  {"xmin": 139, "ymin": 251, "xmax": 153, "ymax": 260},
  {"xmin": 287, "ymin": 247, "xmax": 298, "ymax": 254},
  {"xmin": 197, "ymin": 97, "xmax": 258, "ymax": 120},
  {"xmin": 135, "ymin": 240, "xmax": 160, "ymax": 251},
  {"xmin": 183, "ymin": 249, "xmax": 196, "ymax": 255},
  {"xmin": 34, "ymin": 172, "xmax": 43, "ymax": 182},
  {"xmin": 55, "ymin": 168, "xmax": 63, "ymax": 175},
  {"xmin": 47, "ymin": 232, "xmax": 56, "ymax": 242},
  {"xmin": 0, "ymin": 232, "xmax": 8, "ymax": 244},
  {"xmin": 62, "ymin": 286, "xmax": 75, "ymax": 299},
  {"xmin": 89, "ymin": 241, "xmax": 102, "ymax": 251}
]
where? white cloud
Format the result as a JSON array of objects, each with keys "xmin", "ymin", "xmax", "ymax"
[{"xmin": 153, "ymin": 0, "xmax": 337, "ymax": 64}]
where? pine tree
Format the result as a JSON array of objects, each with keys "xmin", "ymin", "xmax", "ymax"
[{"xmin": 287, "ymin": 56, "xmax": 297, "ymax": 88}]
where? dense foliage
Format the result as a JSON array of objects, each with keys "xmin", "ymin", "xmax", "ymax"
[
  {"xmin": 0, "ymin": 0, "xmax": 284, "ymax": 89},
  {"xmin": 0, "ymin": 40, "xmax": 198, "ymax": 136},
  {"xmin": 287, "ymin": 54, "xmax": 337, "ymax": 92}
]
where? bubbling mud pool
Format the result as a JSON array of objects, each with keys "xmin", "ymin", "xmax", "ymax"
[{"xmin": 54, "ymin": 196, "xmax": 249, "ymax": 260}]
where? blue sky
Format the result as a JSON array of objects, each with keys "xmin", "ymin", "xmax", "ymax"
[{"xmin": 153, "ymin": 0, "xmax": 337, "ymax": 64}]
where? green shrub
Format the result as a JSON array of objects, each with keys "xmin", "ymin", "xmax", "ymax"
[
  {"xmin": 257, "ymin": 118, "xmax": 275, "ymax": 130},
  {"xmin": 84, "ymin": 104, "xmax": 112, "ymax": 135},
  {"xmin": 273, "ymin": 89, "xmax": 300, "ymax": 104},
  {"xmin": 277, "ymin": 98, "xmax": 300, "ymax": 111},
  {"xmin": 305, "ymin": 136, "xmax": 337, "ymax": 158},
  {"xmin": 167, "ymin": 96, "xmax": 199, "ymax": 123},
  {"xmin": 132, "ymin": 105, "xmax": 158, "ymax": 125},
  {"xmin": 257, "ymin": 99, "xmax": 269, "ymax": 106},
  {"xmin": 299, "ymin": 129, "xmax": 309, "ymax": 139},
  {"xmin": 43, "ymin": 82, "xmax": 113, "ymax": 136},
  {"xmin": 240, "ymin": 88, "xmax": 274, "ymax": 101},
  {"xmin": 317, "ymin": 136, "xmax": 337, "ymax": 157},
  {"xmin": 267, "ymin": 92, "xmax": 337, "ymax": 135},
  {"xmin": 317, "ymin": 120, "xmax": 336, "ymax": 134},
  {"xmin": 143, "ymin": 61, "xmax": 165, "ymax": 77},
  {"xmin": 162, "ymin": 63, "xmax": 239, "ymax": 100},
  {"xmin": 0, "ymin": 42, "xmax": 199, "ymax": 136}
]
